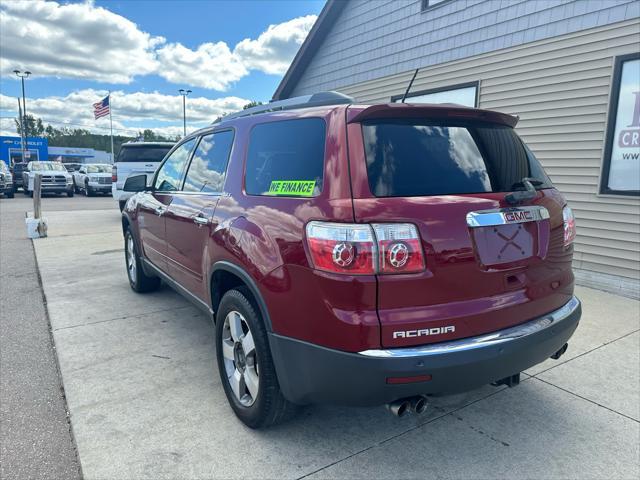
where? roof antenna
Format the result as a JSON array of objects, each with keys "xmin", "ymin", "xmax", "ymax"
[{"xmin": 400, "ymin": 68, "xmax": 419, "ymax": 103}]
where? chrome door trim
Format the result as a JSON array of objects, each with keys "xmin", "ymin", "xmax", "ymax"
[
  {"xmin": 359, "ymin": 296, "xmax": 580, "ymax": 358},
  {"xmin": 466, "ymin": 206, "xmax": 549, "ymax": 228}
]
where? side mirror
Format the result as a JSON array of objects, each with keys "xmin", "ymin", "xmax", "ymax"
[{"xmin": 123, "ymin": 174, "xmax": 149, "ymax": 192}]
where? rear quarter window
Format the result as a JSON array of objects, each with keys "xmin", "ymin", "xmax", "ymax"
[
  {"xmin": 244, "ymin": 118, "xmax": 326, "ymax": 197},
  {"xmin": 116, "ymin": 146, "xmax": 173, "ymax": 163},
  {"xmin": 362, "ymin": 121, "xmax": 552, "ymax": 197}
]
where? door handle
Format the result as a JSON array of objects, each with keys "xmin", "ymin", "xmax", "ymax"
[
  {"xmin": 154, "ymin": 206, "xmax": 166, "ymax": 216},
  {"xmin": 193, "ymin": 214, "xmax": 210, "ymax": 226}
]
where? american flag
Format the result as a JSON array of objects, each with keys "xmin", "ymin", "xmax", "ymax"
[{"xmin": 93, "ymin": 95, "xmax": 110, "ymax": 119}]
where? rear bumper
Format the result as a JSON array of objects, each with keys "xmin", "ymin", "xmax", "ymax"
[{"xmin": 269, "ymin": 296, "xmax": 581, "ymax": 406}]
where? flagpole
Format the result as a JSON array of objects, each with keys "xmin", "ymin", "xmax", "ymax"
[{"xmin": 108, "ymin": 91, "xmax": 114, "ymax": 162}]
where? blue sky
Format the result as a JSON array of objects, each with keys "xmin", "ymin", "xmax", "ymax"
[{"xmin": 0, "ymin": 0, "xmax": 325, "ymax": 137}]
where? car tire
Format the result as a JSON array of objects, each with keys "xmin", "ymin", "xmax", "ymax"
[
  {"xmin": 28, "ymin": 190, "xmax": 33, "ymax": 198},
  {"xmin": 23, "ymin": 188, "xmax": 29, "ymax": 196},
  {"xmin": 216, "ymin": 287, "xmax": 296, "ymax": 429},
  {"xmin": 6, "ymin": 190, "xmax": 14, "ymax": 198},
  {"xmin": 85, "ymin": 182, "xmax": 93, "ymax": 197},
  {"xmin": 73, "ymin": 181, "xmax": 80, "ymax": 194},
  {"xmin": 124, "ymin": 228, "xmax": 160, "ymax": 293},
  {"xmin": 119, "ymin": 200, "xmax": 126, "ymax": 212},
  {"xmin": 67, "ymin": 189, "xmax": 74, "ymax": 198}
]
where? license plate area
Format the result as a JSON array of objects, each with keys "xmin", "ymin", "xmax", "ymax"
[{"xmin": 466, "ymin": 206, "xmax": 550, "ymax": 269}]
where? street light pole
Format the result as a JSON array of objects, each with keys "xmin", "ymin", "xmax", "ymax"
[
  {"xmin": 14, "ymin": 70, "xmax": 31, "ymax": 163},
  {"xmin": 178, "ymin": 89, "xmax": 192, "ymax": 137}
]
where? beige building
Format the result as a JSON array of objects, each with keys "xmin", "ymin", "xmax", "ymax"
[{"xmin": 275, "ymin": 0, "xmax": 640, "ymax": 297}]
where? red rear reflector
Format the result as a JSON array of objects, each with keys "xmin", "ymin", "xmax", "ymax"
[{"xmin": 386, "ymin": 374, "xmax": 432, "ymax": 384}]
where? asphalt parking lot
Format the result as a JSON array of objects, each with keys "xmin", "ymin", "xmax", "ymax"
[{"xmin": 2, "ymin": 194, "xmax": 639, "ymax": 479}]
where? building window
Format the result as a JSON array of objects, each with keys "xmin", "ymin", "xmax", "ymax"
[
  {"xmin": 600, "ymin": 53, "xmax": 640, "ymax": 196},
  {"xmin": 392, "ymin": 81, "xmax": 478, "ymax": 108},
  {"xmin": 421, "ymin": 0, "xmax": 449, "ymax": 11}
]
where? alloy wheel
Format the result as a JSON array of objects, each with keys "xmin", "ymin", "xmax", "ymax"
[
  {"xmin": 222, "ymin": 310, "xmax": 259, "ymax": 407},
  {"xmin": 126, "ymin": 234, "xmax": 137, "ymax": 283}
]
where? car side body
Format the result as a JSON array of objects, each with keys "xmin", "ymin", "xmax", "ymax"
[{"xmin": 122, "ymin": 98, "xmax": 580, "ymax": 426}]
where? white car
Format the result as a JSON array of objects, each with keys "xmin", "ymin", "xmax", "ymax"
[
  {"xmin": 73, "ymin": 164, "xmax": 113, "ymax": 196},
  {"xmin": 112, "ymin": 142, "xmax": 174, "ymax": 211},
  {"xmin": 22, "ymin": 161, "xmax": 74, "ymax": 197}
]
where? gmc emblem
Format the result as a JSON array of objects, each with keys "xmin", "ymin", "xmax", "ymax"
[
  {"xmin": 393, "ymin": 326, "xmax": 456, "ymax": 339},
  {"xmin": 503, "ymin": 211, "xmax": 533, "ymax": 223}
]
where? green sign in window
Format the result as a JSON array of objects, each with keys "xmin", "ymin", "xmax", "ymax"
[{"xmin": 268, "ymin": 180, "xmax": 316, "ymax": 197}]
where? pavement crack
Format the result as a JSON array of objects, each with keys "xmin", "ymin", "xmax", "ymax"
[
  {"xmin": 53, "ymin": 305, "xmax": 194, "ymax": 331},
  {"xmin": 531, "ymin": 328, "xmax": 640, "ymax": 377},
  {"xmin": 296, "ymin": 386, "xmax": 514, "ymax": 480},
  {"xmin": 531, "ymin": 376, "xmax": 640, "ymax": 424}
]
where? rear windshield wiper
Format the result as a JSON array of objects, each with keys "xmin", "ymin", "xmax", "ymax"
[{"xmin": 505, "ymin": 177, "xmax": 542, "ymax": 205}]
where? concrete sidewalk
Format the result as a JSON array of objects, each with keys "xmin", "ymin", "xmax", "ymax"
[{"xmin": 33, "ymin": 207, "xmax": 639, "ymax": 479}]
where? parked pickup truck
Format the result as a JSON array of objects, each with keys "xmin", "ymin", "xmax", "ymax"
[
  {"xmin": 73, "ymin": 164, "xmax": 113, "ymax": 196},
  {"xmin": 22, "ymin": 161, "xmax": 74, "ymax": 197},
  {"xmin": 0, "ymin": 160, "xmax": 14, "ymax": 198},
  {"xmin": 121, "ymin": 93, "xmax": 581, "ymax": 428}
]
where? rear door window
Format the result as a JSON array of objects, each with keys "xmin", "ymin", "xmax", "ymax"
[
  {"xmin": 362, "ymin": 121, "xmax": 552, "ymax": 197},
  {"xmin": 245, "ymin": 118, "xmax": 325, "ymax": 197},
  {"xmin": 116, "ymin": 146, "xmax": 173, "ymax": 163},
  {"xmin": 183, "ymin": 130, "xmax": 234, "ymax": 193},
  {"xmin": 154, "ymin": 139, "xmax": 195, "ymax": 192}
]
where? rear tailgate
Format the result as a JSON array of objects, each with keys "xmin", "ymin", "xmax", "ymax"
[{"xmin": 346, "ymin": 105, "xmax": 575, "ymax": 348}]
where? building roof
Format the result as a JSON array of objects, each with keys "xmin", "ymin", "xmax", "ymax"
[{"xmin": 272, "ymin": 0, "xmax": 347, "ymax": 101}]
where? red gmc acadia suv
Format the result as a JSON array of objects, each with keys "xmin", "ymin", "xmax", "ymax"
[{"xmin": 121, "ymin": 92, "xmax": 581, "ymax": 428}]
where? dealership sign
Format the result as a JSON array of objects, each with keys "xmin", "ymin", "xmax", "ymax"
[{"xmin": 601, "ymin": 54, "xmax": 640, "ymax": 195}]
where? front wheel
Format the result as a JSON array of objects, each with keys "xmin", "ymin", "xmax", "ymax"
[
  {"xmin": 124, "ymin": 228, "xmax": 160, "ymax": 293},
  {"xmin": 216, "ymin": 288, "xmax": 296, "ymax": 428},
  {"xmin": 6, "ymin": 190, "xmax": 14, "ymax": 198}
]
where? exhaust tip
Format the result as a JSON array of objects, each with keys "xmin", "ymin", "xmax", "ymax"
[
  {"xmin": 551, "ymin": 343, "xmax": 568, "ymax": 360},
  {"xmin": 410, "ymin": 395, "xmax": 428, "ymax": 414},
  {"xmin": 387, "ymin": 399, "xmax": 410, "ymax": 417}
]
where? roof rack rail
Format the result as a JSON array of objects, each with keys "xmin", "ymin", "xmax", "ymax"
[{"xmin": 214, "ymin": 91, "xmax": 353, "ymax": 124}]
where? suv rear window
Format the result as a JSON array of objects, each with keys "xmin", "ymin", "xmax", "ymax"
[
  {"xmin": 362, "ymin": 121, "xmax": 552, "ymax": 197},
  {"xmin": 245, "ymin": 118, "xmax": 325, "ymax": 197},
  {"xmin": 116, "ymin": 146, "xmax": 172, "ymax": 163}
]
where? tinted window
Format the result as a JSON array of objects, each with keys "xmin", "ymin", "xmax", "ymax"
[
  {"xmin": 154, "ymin": 139, "xmax": 195, "ymax": 192},
  {"xmin": 183, "ymin": 131, "xmax": 234, "ymax": 193},
  {"xmin": 362, "ymin": 121, "xmax": 552, "ymax": 197},
  {"xmin": 245, "ymin": 118, "xmax": 325, "ymax": 196},
  {"xmin": 116, "ymin": 146, "xmax": 173, "ymax": 163}
]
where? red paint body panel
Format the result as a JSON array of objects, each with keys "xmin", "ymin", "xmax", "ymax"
[{"xmin": 130, "ymin": 102, "xmax": 575, "ymax": 354}]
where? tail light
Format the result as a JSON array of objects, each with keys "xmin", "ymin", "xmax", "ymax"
[
  {"xmin": 112, "ymin": 165, "xmax": 117, "ymax": 182},
  {"xmin": 306, "ymin": 222, "xmax": 376, "ymax": 274},
  {"xmin": 562, "ymin": 205, "xmax": 576, "ymax": 247},
  {"xmin": 305, "ymin": 221, "xmax": 425, "ymax": 275},
  {"xmin": 373, "ymin": 223, "xmax": 425, "ymax": 274}
]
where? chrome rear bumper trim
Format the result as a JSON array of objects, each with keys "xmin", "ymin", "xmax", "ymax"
[{"xmin": 359, "ymin": 296, "xmax": 580, "ymax": 358}]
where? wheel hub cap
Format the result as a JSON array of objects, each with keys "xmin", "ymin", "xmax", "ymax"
[{"xmin": 222, "ymin": 311, "xmax": 259, "ymax": 407}]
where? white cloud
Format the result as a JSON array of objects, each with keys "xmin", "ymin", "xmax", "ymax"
[
  {"xmin": 0, "ymin": 90, "xmax": 250, "ymax": 137},
  {"xmin": 0, "ymin": 1, "xmax": 316, "ymax": 90},
  {"xmin": 234, "ymin": 15, "xmax": 317, "ymax": 75},
  {"xmin": 0, "ymin": 0, "xmax": 162, "ymax": 83},
  {"xmin": 156, "ymin": 42, "xmax": 248, "ymax": 91}
]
